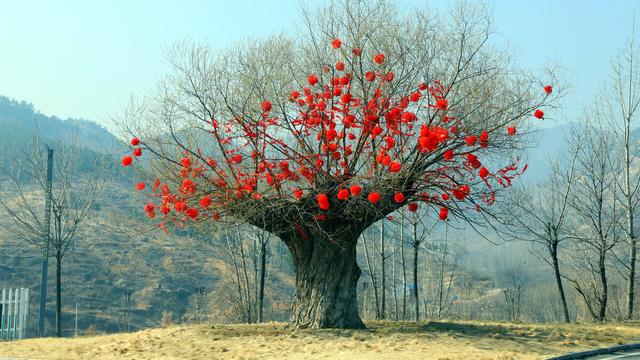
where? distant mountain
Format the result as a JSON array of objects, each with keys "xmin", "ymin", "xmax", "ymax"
[
  {"xmin": 520, "ymin": 123, "xmax": 573, "ymax": 183},
  {"xmin": 0, "ymin": 95, "xmax": 121, "ymax": 154}
]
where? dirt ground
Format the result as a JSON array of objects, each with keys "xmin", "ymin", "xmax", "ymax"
[{"xmin": 1, "ymin": 320, "xmax": 639, "ymax": 359}]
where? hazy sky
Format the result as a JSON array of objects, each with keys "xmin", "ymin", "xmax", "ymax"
[{"xmin": 0, "ymin": 0, "xmax": 638, "ymax": 129}]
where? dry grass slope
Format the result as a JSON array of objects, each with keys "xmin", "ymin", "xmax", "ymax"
[{"xmin": 1, "ymin": 320, "xmax": 639, "ymax": 360}]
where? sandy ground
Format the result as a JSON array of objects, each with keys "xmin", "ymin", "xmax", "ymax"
[{"xmin": 1, "ymin": 320, "xmax": 639, "ymax": 359}]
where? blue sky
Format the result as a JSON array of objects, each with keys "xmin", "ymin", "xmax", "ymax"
[{"xmin": 0, "ymin": 0, "xmax": 637, "ymax": 129}]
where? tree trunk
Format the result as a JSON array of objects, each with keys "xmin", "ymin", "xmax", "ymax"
[
  {"xmin": 55, "ymin": 250, "xmax": 62, "ymax": 338},
  {"xmin": 362, "ymin": 232, "xmax": 380, "ymax": 319},
  {"xmin": 237, "ymin": 229, "xmax": 253, "ymax": 323},
  {"xmin": 628, "ymin": 237, "xmax": 636, "ymax": 320},
  {"xmin": 599, "ymin": 250, "xmax": 608, "ymax": 322},
  {"xmin": 413, "ymin": 242, "xmax": 419, "ymax": 321},
  {"xmin": 287, "ymin": 230, "xmax": 365, "ymax": 329},
  {"xmin": 379, "ymin": 221, "xmax": 386, "ymax": 320},
  {"xmin": 550, "ymin": 242, "xmax": 570, "ymax": 323},
  {"xmin": 400, "ymin": 211, "xmax": 407, "ymax": 321},
  {"xmin": 258, "ymin": 239, "xmax": 267, "ymax": 323},
  {"xmin": 392, "ymin": 229, "xmax": 399, "ymax": 320}
]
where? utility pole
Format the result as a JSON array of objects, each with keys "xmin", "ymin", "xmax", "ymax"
[
  {"xmin": 123, "ymin": 291, "xmax": 132, "ymax": 332},
  {"xmin": 38, "ymin": 147, "xmax": 53, "ymax": 337},
  {"xmin": 194, "ymin": 287, "xmax": 205, "ymax": 322},
  {"xmin": 74, "ymin": 303, "xmax": 79, "ymax": 337}
]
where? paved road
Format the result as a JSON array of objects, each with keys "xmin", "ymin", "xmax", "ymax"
[{"xmin": 585, "ymin": 350, "xmax": 640, "ymax": 359}]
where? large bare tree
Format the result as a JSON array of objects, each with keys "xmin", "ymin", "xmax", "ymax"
[{"xmin": 118, "ymin": 1, "xmax": 555, "ymax": 328}]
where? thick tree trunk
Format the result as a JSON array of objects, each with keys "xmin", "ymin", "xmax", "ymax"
[
  {"xmin": 550, "ymin": 243, "xmax": 570, "ymax": 323},
  {"xmin": 55, "ymin": 250, "xmax": 62, "ymax": 338},
  {"xmin": 287, "ymin": 231, "xmax": 365, "ymax": 329}
]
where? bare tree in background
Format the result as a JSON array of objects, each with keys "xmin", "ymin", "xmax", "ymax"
[
  {"xmin": 566, "ymin": 121, "xmax": 622, "ymax": 322},
  {"xmin": 409, "ymin": 209, "xmax": 436, "ymax": 321},
  {"xmin": 360, "ymin": 218, "xmax": 392, "ymax": 320},
  {"xmin": 249, "ymin": 226, "xmax": 271, "ymax": 323},
  {"xmin": 216, "ymin": 223, "xmax": 274, "ymax": 323},
  {"xmin": 607, "ymin": 29, "xmax": 640, "ymax": 320},
  {"xmin": 0, "ymin": 135, "xmax": 109, "ymax": 337},
  {"xmin": 504, "ymin": 149, "xmax": 579, "ymax": 323}
]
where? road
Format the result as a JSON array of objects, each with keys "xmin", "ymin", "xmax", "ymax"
[{"xmin": 585, "ymin": 350, "xmax": 640, "ymax": 359}]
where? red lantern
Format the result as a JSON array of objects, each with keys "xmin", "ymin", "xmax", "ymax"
[
  {"xmin": 186, "ymin": 208, "xmax": 199, "ymax": 219},
  {"xmin": 439, "ymin": 207, "xmax": 449, "ymax": 220},
  {"xmin": 337, "ymin": 189, "xmax": 349, "ymax": 200},
  {"xmin": 121, "ymin": 156, "xmax": 133, "ymax": 167},
  {"xmin": 534, "ymin": 109, "xmax": 544, "ymax": 119},
  {"xmin": 443, "ymin": 150, "xmax": 454, "ymax": 161},
  {"xmin": 200, "ymin": 196, "xmax": 212, "ymax": 208},
  {"xmin": 308, "ymin": 74, "xmax": 319, "ymax": 86},
  {"xmin": 317, "ymin": 193, "xmax": 330, "ymax": 210},
  {"xmin": 368, "ymin": 192, "xmax": 381, "ymax": 203},
  {"xmin": 389, "ymin": 161, "xmax": 401, "ymax": 172}
]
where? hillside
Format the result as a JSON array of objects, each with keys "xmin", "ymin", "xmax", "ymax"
[
  {"xmin": 2, "ymin": 320, "xmax": 640, "ymax": 359},
  {"xmin": 0, "ymin": 96, "xmax": 120, "ymax": 154},
  {"xmin": 0, "ymin": 96, "xmax": 296, "ymax": 336}
]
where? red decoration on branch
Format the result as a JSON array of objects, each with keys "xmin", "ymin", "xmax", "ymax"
[
  {"xmin": 121, "ymin": 156, "xmax": 133, "ymax": 167},
  {"xmin": 534, "ymin": 109, "xmax": 544, "ymax": 119},
  {"xmin": 367, "ymin": 192, "xmax": 381, "ymax": 203},
  {"xmin": 317, "ymin": 194, "xmax": 330, "ymax": 210},
  {"xmin": 125, "ymin": 37, "xmax": 549, "ymax": 231},
  {"xmin": 439, "ymin": 207, "xmax": 449, "ymax": 220}
]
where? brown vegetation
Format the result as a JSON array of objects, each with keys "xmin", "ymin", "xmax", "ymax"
[{"xmin": 2, "ymin": 320, "xmax": 639, "ymax": 359}]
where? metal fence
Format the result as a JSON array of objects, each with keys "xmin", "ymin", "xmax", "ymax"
[{"xmin": 1, "ymin": 288, "xmax": 29, "ymax": 340}]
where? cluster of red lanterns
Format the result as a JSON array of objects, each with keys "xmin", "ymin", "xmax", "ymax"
[{"xmin": 121, "ymin": 36, "xmax": 552, "ymax": 225}]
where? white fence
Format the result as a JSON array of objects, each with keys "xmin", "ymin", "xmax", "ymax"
[{"xmin": 1, "ymin": 288, "xmax": 29, "ymax": 340}]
